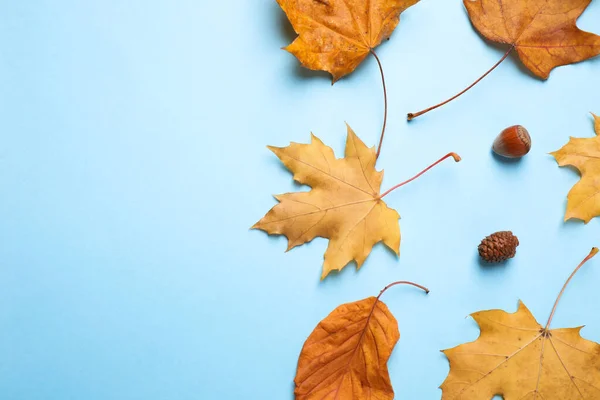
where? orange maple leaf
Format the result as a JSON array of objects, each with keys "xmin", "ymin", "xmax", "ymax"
[
  {"xmin": 277, "ymin": 0, "xmax": 420, "ymax": 82},
  {"xmin": 466, "ymin": 0, "xmax": 600, "ymax": 79},
  {"xmin": 409, "ymin": 0, "xmax": 600, "ymax": 120},
  {"xmin": 551, "ymin": 113, "xmax": 600, "ymax": 223}
]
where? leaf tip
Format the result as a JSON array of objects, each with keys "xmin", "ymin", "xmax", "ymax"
[
  {"xmin": 592, "ymin": 112, "xmax": 600, "ymax": 135},
  {"xmin": 282, "ymin": 44, "xmax": 294, "ymax": 54},
  {"xmin": 267, "ymin": 145, "xmax": 281, "ymax": 155},
  {"xmin": 566, "ymin": 212, "xmax": 590, "ymax": 224},
  {"xmin": 344, "ymin": 123, "xmax": 356, "ymax": 138}
]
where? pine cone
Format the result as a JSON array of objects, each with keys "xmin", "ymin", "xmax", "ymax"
[{"xmin": 478, "ymin": 231, "xmax": 519, "ymax": 263}]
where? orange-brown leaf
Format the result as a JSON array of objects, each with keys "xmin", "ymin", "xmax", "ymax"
[
  {"xmin": 464, "ymin": 0, "xmax": 600, "ymax": 78},
  {"xmin": 441, "ymin": 301, "xmax": 600, "ymax": 399},
  {"xmin": 295, "ymin": 296, "xmax": 399, "ymax": 400},
  {"xmin": 277, "ymin": 0, "xmax": 420, "ymax": 82},
  {"xmin": 252, "ymin": 125, "xmax": 400, "ymax": 279},
  {"xmin": 551, "ymin": 113, "xmax": 600, "ymax": 223}
]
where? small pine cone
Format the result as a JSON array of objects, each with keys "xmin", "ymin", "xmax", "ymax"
[{"xmin": 478, "ymin": 231, "xmax": 519, "ymax": 263}]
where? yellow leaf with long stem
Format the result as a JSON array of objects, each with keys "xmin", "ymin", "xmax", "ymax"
[
  {"xmin": 253, "ymin": 125, "xmax": 460, "ymax": 278},
  {"xmin": 442, "ymin": 248, "xmax": 600, "ymax": 399}
]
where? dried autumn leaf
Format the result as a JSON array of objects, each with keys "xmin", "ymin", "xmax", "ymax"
[
  {"xmin": 408, "ymin": 0, "xmax": 600, "ymax": 120},
  {"xmin": 466, "ymin": 0, "xmax": 600, "ymax": 79},
  {"xmin": 277, "ymin": 0, "xmax": 419, "ymax": 82},
  {"xmin": 295, "ymin": 281, "xmax": 429, "ymax": 399},
  {"xmin": 551, "ymin": 113, "xmax": 600, "ymax": 223},
  {"xmin": 252, "ymin": 124, "xmax": 459, "ymax": 278},
  {"xmin": 253, "ymin": 125, "xmax": 399, "ymax": 279},
  {"xmin": 441, "ymin": 248, "xmax": 600, "ymax": 400},
  {"xmin": 296, "ymin": 296, "xmax": 398, "ymax": 399}
]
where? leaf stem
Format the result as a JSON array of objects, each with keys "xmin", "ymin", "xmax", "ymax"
[
  {"xmin": 545, "ymin": 247, "xmax": 599, "ymax": 330},
  {"xmin": 379, "ymin": 152, "xmax": 461, "ymax": 199},
  {"xmin": 407, "ymin": 46, "xmax": 515, "ymax": 121},
  {"xmin": 377, "ymin": 280, "xmax": 430, "ymax": 302},
  {"xmin": 370, "ymin": 49, "xmax": 388, "ymax": 160}
]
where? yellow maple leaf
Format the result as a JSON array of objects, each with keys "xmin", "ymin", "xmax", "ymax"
[
  {"xmin": 277, "ymin": 0, "xmax": 420, "ymax": 82},
  {"xmin": 441, "ymin": 248, "xmax": 600, "ymax": 400},
  {"xmin": 551, "ymin": 113, "xmax": 600, "ymax": 223},
  {"xmin": 253, "ymin": 125, "xmax": 459, "ymax": 278},
  {"xmin": 253, "ymin": 125, "xmax": 399, "ymax": 279}
]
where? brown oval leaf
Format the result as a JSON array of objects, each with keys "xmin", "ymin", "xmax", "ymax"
[{"xmin": 295, "ymin": 296, "xmax": 400, "ymax": 399}]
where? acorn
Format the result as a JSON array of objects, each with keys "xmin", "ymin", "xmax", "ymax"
[{"xmin": 492, "ymin": 125, "xmax": 531, "ymax": 158}]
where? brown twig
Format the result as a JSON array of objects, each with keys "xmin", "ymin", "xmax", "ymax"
[
  {"xmin": 545, "ymin": 247, "xmax": 598, "ymax": 330},
  {"xmin": 371, "ymin": 49, "xmax": 387, "ymax": 160},
  {"xmin": 377, "ymin": 281, "xmax": 430, "ymax": 301},
  {"xmin": 379, "ymin": 152, "xmax": 461, "ymax": 199},
  {"xmin": 407, "ymin": 46, "xmax": 515, "ymax": 121}
]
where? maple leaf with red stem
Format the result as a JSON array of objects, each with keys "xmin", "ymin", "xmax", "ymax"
[
  {"xmin": 252, "ymin": 125, "xmax": 460, "ymax": 279},
  {"xmin": 408, "ymin": 0, "xmax": 600, "ymax": 120}
]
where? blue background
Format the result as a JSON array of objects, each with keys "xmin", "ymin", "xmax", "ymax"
[{"xmin": 1, "ymin": 1, "xmax": 599, "ymax": 399}]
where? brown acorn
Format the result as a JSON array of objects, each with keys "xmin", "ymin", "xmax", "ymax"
[{"xmin": 492, "ymin": 125, "xmax": 531, "ymax": 158}]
